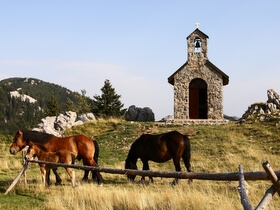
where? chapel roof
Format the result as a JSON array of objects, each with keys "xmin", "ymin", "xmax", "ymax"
[{"xmin": 167, "ymin": 60, "xmax": 229, "ymax": 86}]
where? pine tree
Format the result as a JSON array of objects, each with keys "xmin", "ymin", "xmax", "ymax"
[
  {"xmin": 46, "ymin": 92, "xmax": 59, "ymax": 116},
  {"xmin": 92, "ymin": 79, "xmax": 125, "ymax": 118},
  {"xmin": 64, "ymin": 98, "xmax": 77, "ymax": 112},
  {"xmin": 76, "ymin": 89, "xmax": 92, "ymax": 115}
]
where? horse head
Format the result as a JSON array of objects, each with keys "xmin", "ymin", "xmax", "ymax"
[
  {"xmin": 25, "ymin": 141, "xmax": 36, "ymax": 160},
  {"xmin": 10, "ymin": 130, "xmax": 27, "ymax": 155},
  {"xmin": 125, "ymin": 158, "xmax": 138, "ymax": 182}
]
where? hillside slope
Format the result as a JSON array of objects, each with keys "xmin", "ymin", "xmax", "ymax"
[{"xmin": 0, "ymin": 77, "xmax": 80, "ymax": 134}]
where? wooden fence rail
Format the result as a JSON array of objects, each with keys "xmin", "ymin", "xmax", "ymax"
[{"xmin": 26, "ymin": 159, "xmax": 280, "ymax": 181}]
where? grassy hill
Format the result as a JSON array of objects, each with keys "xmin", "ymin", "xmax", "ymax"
[{"xmin": 1, "ymin": 120, "xmax": 280, "ymax": 209}]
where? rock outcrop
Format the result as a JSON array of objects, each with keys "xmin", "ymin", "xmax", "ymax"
[
  {"xmin": 159, "ymin": 115, "xmax": 174, "ymax": 123},
  {"xmin": 33, "ymin": 111, "xmax": 96, "ymax": 136},
  {"xmin": 241, "ymin": 89, "xmax": 280, "ymax": 122},
  {"xmin": 124, "ymin": 105, "xmax": 155, "ymax": 122}
]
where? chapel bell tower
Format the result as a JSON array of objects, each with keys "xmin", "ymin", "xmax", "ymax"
[{"xmin": 187, "ymin": 23, "xmax": 209, "ymax": 64}]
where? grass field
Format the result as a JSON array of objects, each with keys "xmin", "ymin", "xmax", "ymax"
[{"xmin": 1, "ymin": 119, "xmax": 280, "ymax": 209}]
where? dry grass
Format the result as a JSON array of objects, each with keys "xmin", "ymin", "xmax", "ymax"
[
  {"xmin": 2, "ymin": 120, "xmax": 280, "ymax": 209},
  {"xmin": 43, "ymin": 179, "xmax": 240, "ymax": 210},
  {"xmin": 42, "ymin": 176, "xmax": 280, "ymax": 210}
]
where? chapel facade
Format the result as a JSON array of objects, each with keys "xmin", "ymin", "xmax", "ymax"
[{"xmin": 168, "ymin": 27, "xmax": 229, "ymax": 124}]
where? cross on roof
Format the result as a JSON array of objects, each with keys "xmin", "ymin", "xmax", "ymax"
[{"xmin": 195, "ymin": 22, "xmax": 200, "ymax": 29}]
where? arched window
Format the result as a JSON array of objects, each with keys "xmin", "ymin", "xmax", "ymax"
[{"xmin": 189, "ymin": 78, "xmax": 207, "ymax": 119}]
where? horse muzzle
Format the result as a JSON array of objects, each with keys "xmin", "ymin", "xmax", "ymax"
[
  {"xmin": 25, "ymin": 155, "xmax": 33, "ymax": 161},
  {"xmin": 10, "ymin": 148, "xmax": 17, "ymax": 155}
]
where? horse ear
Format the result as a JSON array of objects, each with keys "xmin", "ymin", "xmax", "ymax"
[{"xmin": 17, "ymin": 130, "xmax": 23, "ymax": 135}]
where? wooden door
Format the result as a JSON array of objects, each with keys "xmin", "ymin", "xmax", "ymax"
[{"xmin": 189, "ymin": 79, "xmax": 207, "ymax": 119}]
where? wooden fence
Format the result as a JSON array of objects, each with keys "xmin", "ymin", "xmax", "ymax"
[{"xmin": 4, "ymin": 159, "xmax": 280, "ymax": 209}]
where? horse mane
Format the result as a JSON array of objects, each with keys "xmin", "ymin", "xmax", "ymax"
[
  {"xmin": 22, "ymin": 130, "xmax": 54, "ymax": 144},
  {"xmin": 29, "ymin": 141, "xmax": 49, "ymax": 152}
]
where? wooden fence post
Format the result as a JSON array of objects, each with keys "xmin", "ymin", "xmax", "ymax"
[
  {"xmin": 4, "ymin": 162, "xmax": 29, "ymax": 195},
  {"xmin": 262, "ymin": 161, "xmax": 280, "ymax": 196},
  {"xmin": 238, "ymin": 165, "xmax": 253, "ymax": 210},
  {"xmin": 255, "ymin": 185, "xmax": 276, "ymax": 210}
]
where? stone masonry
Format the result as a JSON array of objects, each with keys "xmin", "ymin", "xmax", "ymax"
[{"xmin": 168, "ymin": 27, "xmax": 229, "ymax": 124}]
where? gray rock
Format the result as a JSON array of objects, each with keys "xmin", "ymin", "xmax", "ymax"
[
  {"xmin": 33, "ymin": 111, "xmax": 96, "ymax": 136},
  {"xmin": 159, "ymin": 115, "xmax": 174, "ymax": 122},
  {"xmin": 124, "ymin": 105, "xmax": 155, "ymax": 122},
  {"xmin": 241, "ymin": 89, "xmax": 280, "ymax": 122}
]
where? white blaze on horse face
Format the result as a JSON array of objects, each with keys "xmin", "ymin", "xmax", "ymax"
[
  {"xmin": 26, "ymin": 155, "xmax": 33, "ymax": 160},
  {"xmin": 25, "ymin": 147, "xmax": 36, "ymax": 160}
]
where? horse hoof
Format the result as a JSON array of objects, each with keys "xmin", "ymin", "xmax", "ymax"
[
  {"xmin": 81, "ymin": 178, "xmax": 89, "ymax": 183},
  {"xmin": 98, "ymin": 183, "xmax": 103, "ymax": 187},
  {"xmin": 171, "ymin": 180, "xmax": 178, "ymax": 186},
  {"xmin": 55, "ymin": 182, "xmax": 62, "ymax": 186}
]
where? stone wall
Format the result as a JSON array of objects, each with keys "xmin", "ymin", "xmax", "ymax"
[{"xmin": 173, "ymin": 57, "xmax": 224, "ymax": 120}]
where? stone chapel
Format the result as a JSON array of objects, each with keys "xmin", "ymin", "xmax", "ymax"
[{"xmin": 168, "ymin": 26, "xmax": 229, "ymax": 124}]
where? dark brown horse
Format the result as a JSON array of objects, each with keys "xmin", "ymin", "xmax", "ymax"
[
  {"xmin": 10, "ymin": 130, "xmax": 103, "ymax": 185},
  {"xmin": 25, "ymin": 141, "xmax": 76, "ymax": 188},
  {"xmin": 125, "ymin": 130, "xmax": 191, "ymax": 185}
]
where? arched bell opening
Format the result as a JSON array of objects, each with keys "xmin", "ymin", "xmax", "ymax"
[
  {"xmin": 194, "ymin": 37, "xmax": 201, "ymax": 53},
  {"xmin": 189, "ymin": 78, "xmax": 207, "ymax": 119}
]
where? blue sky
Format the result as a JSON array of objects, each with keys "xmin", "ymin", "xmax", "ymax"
[{"xmin": 0, "ymin": 1, "xmax": 279, "ymax": 120}]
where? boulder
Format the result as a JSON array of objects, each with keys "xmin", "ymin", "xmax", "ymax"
[
  {"xmin": 77, "ymin": 113, "xmax": 96, "ymax": 122},
  {"xmin": 33, "ymin": 116, "xmax": 60, "ymax": 136},
  {"xmin": 124, "ymin": 105, "xmax": 155, "ymax": 122},
  {"xmin": 54, "ymin": 111, "xmax": 77, "ymax": 133},
  {"xmin": 159, "ymin": 115, "xmax": 174, "ymax": 123},
  {"xmin": 33, "ymin": 111, "xmax": 96, "ymax": 136}
]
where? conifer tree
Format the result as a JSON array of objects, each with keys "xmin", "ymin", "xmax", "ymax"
[
  {"xmin": 76, "ymin": 89, "xmax": 92, "ymax": 115},
  {"xmin": 92, "ymin": 79, "xmax": 125, "ymax": 118},
  {"xmin": 64, "ymin": 98, "xmax": 76, "ymax": 112},
  {"xmin": 46, "ymin": 92, "xmax": 59, "ymax": 116}
]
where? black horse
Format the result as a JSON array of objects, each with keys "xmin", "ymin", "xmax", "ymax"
[{"xmin": 125, "ymin": 130, "xmax": 191, "ymax": 185}]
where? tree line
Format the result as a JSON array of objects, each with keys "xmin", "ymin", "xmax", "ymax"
[{"xmin": 0, "ymin": 79, "xmax": 125, "ymax": 135}]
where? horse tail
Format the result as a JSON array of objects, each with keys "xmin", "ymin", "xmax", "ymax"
[
  {"xmin": 93, "ymin": 139, "xmax": 99, "ymax": 165},
  {"xmin": 182, "ymin": 134, "xmax": 191, "ymax": 172}
]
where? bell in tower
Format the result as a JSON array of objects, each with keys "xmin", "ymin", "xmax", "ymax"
[{"xmin": 194, "ymin": 38, "xmax": 201, "ymax": 52}]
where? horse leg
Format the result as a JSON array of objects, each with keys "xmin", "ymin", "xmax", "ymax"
[
  {"xmin": 83, "ymin": 158, "xmax": 103, "ymax": 185},
  {"xmin": 40, "ymin": 167, "xmax": 47, "ymax": 187},
  {"xmin": 66, "ymin": 167, "xmax": 75, "ymax": 188},
  {"xmin": 142, "ymin": 161, "xmax": 153, "ymax": 183},
  {"xmin": 92, "ymin": 166, "xmax": 103, "ymax": 186},
  {"xmin": 46, "ymin": 169, "xmax": 51, "ymax": 186},
  {"xmin": 82, "ymin": 170, "xmax": 90, "ymax": 182},
  {"xmin": 52, "ymin": 168, "xmax": 62, "ymax": 185},
  {"xmin": 172, "ymin": 159, "xmax": 182, "ymax": 185}
]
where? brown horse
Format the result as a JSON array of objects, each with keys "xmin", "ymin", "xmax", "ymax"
[
  {"xmin": 125, "ymin": 130, "xmax": 191, "ymax": 185},
  {"xmin": 10, "ymin": 130, "xmax": 103, "ymax": 185},
  {"xmin": 25, "ymin": 141, "xmax": 76, "ymax": 187}
]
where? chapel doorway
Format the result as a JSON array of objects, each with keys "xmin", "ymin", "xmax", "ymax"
[{"xmin": 189, "ymin": 78, "xmax": 207, "ymax": 119}]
